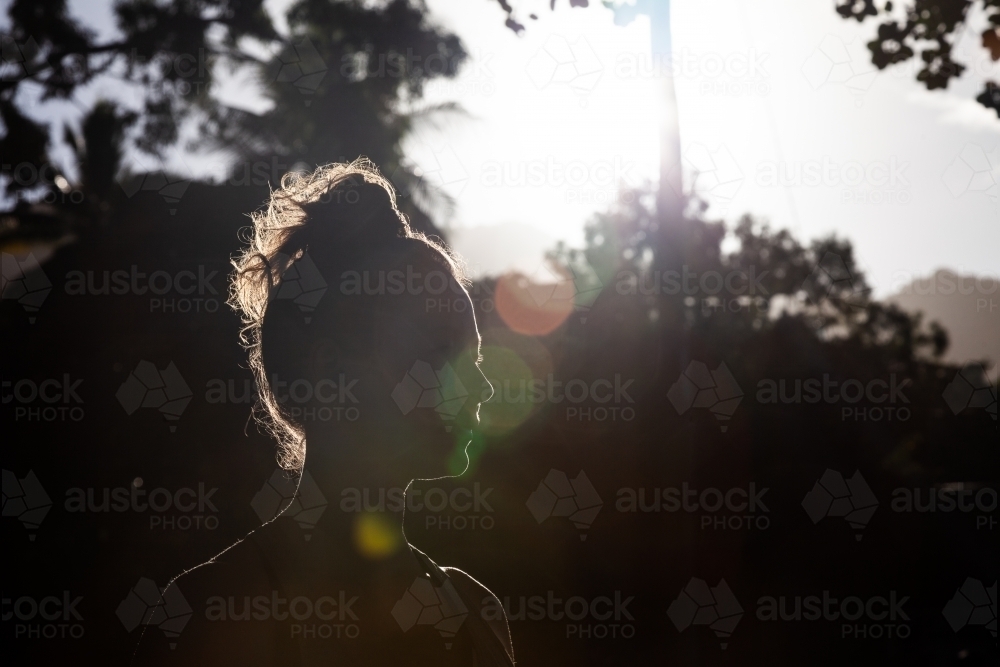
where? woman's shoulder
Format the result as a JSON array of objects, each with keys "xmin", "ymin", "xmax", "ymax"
[
  {"xmin": 129, "ymin": 521, "xmax": 294, "ymax": 665},
  {"xmin": 441, "ymin": 567, "xmax": 515, "ymax": 665}
]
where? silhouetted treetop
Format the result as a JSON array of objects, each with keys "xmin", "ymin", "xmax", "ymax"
[{"xmin": 836, "ymin": 0, "xmax": 1000, "ymax": 116}]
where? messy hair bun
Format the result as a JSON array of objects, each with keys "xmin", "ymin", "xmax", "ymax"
[{"xmin": 229, "ymin": 157, "xmax": 466, "ymax": 470}]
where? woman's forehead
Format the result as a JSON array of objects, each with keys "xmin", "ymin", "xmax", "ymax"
[{"xmin": 390, "ymin": 291, "xmax": 480, "ymax": 346}]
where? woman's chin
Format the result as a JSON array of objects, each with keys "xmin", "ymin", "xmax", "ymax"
[{"xmin": 393, "ymin": 426, "xmax": 474, "ymax": 480}]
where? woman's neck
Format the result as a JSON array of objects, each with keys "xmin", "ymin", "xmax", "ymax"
[{"xmin": 297, "ymin": 430, "xmax": 420, "ymax": 571}]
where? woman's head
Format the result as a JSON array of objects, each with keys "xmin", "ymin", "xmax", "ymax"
[{"xmin": 230, "ymin": 159, "xmax": 490, "ymax": 475}]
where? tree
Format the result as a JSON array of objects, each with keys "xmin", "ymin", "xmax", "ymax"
[
  {"xmin": 1, "ymin": 0, "xmax": 277, "ymax": 157},
  {"xmin": 835, "ymin": 0, "xmax": 1000, "ymax": 116},
  {"xmin": 2, "ymin": 0, "xmax": 468, "ymax": 237},
  {"xmin": 199, "ymin": 0, "xmax": 467, "ymax": 234}
]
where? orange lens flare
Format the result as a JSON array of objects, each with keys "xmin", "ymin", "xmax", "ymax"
[{"xmin": 495, "ymin": 271, "xmax": 575, "ymax": 336}]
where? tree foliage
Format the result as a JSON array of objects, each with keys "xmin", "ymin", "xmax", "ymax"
[
  {"xmin": 2, "ymin": 0, "xmax": 467, "ymax": 236},
  {"xmin": 836, "ymin": 0, "xmax": 1000, "ymax": 115}
]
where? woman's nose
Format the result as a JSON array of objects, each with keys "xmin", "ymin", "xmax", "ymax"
[{"xmin": 455, "ymin": 366, "xmax": 492, "ymax": 431}]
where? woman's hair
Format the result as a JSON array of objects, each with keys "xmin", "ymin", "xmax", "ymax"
[{"xmin": 229, "ymin": 158, "xmax": 467, "ymax": 470}]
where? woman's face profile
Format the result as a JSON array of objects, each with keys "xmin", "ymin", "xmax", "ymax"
[{"xmin": 303, "ymin": 263, "xmax": 492, "ymax": 482}]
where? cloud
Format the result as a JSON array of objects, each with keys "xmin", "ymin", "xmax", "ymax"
[{"xmin": 904, "ymin": 90, "xmax": 1000, "ymax": 134}]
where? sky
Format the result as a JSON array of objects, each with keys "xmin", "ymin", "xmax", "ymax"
[{"xmin": 5, "ymin": 0, "xmax": 999, "ymax": 296}]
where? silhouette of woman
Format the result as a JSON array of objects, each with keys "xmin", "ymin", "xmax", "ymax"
[{"xmin": 132, "ymin": 159, "xmax": 514, "ymax": 666}]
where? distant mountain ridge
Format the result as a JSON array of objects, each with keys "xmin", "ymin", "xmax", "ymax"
[{"xmin": 886, "ymin": 269, "xmax": 999, "ymax": 367}]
